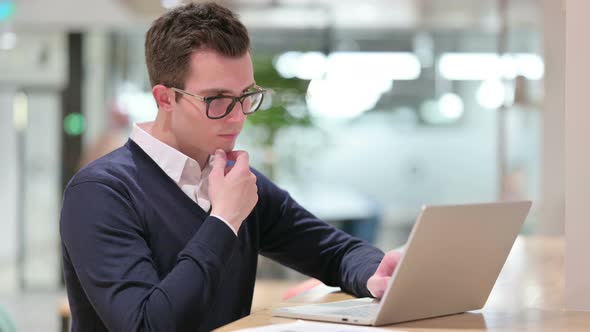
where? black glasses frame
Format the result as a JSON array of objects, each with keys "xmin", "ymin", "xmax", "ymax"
[{"xmin": 171, "ymin": 86, "xmax": 267, "ymax": 119}]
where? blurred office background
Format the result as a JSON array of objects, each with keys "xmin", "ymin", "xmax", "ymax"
[{"xmin": 0, "ymin": 0, "xmax": 564, "ymax": 331}]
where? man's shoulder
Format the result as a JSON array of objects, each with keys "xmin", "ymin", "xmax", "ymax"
[
  {"xmin": 249, "ymin": 167, "xmax": 292, "ymax": 206},
  {"xmin": 68, "ymin": 143, "xmax": 139, "ymax": 190},
  {"xmin": 60, "ymin": 142, "xmax": 150, "ymax": 232},
  {"xmin": 250, "ymin": 167, "xmax": 277, "ymax": 192}
]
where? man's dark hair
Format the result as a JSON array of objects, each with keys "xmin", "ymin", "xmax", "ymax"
[{"xmin": 145, "ymin": 1, "xmax": 250, "ymax": 91}]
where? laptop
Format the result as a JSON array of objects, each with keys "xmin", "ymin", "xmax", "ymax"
[{"xmin": 272, "ymin": 201, "xmax": 532, "ymax": 326}]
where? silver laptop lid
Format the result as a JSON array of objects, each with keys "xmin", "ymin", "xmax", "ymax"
[{"xmin": 374, "ymin": 201, "xmax": 531, "ymax": 325}]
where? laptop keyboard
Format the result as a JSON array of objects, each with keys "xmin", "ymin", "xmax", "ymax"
[
  {"xmin": 329, "ymin": 304, "xmax": 380, "ymax": 318},
  {"xmin": 322, "ymin": 300, "xmax": 372, "ymax": 308}
]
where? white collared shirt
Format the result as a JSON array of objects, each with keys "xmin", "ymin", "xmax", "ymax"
[{"xmin": 130, "ymin": 122, "xmax": 237, "ymax": 236}]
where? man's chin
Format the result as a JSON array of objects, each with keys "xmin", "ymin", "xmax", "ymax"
[{"xmin": 212, "ymin": 143, "xmax": 236, "ymax": 154}]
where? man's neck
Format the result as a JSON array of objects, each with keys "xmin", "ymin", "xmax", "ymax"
[{"xmin": 148, "ymin": 117, "xmax": 209, "ymax": 170}]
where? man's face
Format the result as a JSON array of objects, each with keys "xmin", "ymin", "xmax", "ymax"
[{"xmin": 170, "ymin": 50, "xmax": 254, "ymax": 159}]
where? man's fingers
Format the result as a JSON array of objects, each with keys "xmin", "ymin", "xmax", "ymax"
[
  {"xmin": 367, "ymin": 276, "xmax": 390, "ymax": 299},
  {"xmin": 375, "ymin": 250, "xmax": 402, "ymax": 277},
  {"xmin": 226, "ymin": 150, "xmax": 247, "ymax": 161},
  {"xmin": 211, "ymin": 149, "xmax": 227, "ymax": 177},
  {"xmin": 227, "ymin": 150, "xmax": 250, "ymax": 171},
  {"xmin": 224, "ymin": 165, "xmax": 233, "ymax": 175}
]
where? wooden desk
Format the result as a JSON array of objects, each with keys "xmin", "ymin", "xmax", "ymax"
[{"xmin": 216, "ymin": 236, "xmax": 590, "ymax": 331}]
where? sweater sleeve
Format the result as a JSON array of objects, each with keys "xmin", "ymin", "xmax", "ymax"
[
  {"xmin": 255, "ymin": 172, "xmax": 385, "ymax": 298},
  {"xmin": 60, "ymin": 181, "xmax": 237, "ymax": 332}
]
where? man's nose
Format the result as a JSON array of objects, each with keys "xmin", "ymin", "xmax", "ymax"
[{"xmin": 226, "ymin": 101, "xmax": 246, "ymax": 122}]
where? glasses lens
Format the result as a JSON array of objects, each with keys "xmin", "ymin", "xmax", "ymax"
[
  {"xmin": 243, "ymin": 92, "xmax": 264, "ymax": 114},
  {"xmin": 208, "ymin": 97, "xmax": 234, "ymax": 118}
]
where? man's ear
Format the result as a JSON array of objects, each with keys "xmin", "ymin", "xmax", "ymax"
[{"xmin": 152, "ymin": 85, "xmax": 174, "ymax": 113}]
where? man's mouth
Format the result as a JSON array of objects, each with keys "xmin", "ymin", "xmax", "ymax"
[{"xmin": 218, "ymin": 133, "xmax": 239, "ymax": 139}]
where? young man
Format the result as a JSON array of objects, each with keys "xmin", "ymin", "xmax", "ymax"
[{"xmin": 60, "ymin": 2, "xmax": 401, "ymax": 331}]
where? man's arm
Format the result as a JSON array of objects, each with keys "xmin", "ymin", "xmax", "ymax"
[
  {"xmin": 255, "ymin": 172, "xmax": 385, "ymax": 298},
  {"xmin": 60, "ymin": 181, "xmax": 237, "ymax": 332}
]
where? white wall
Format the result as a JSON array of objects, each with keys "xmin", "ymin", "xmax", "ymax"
[
  {"xmin": 0, "ymin": 32, "xmax": 65, "ymax": 288},
  {"xmin": 540, "ymin": 0, "xmax": 565, "ymax": 235},
  {"xmin": 22, "ymin": 92, "xmax": 62, "ymax": 287},
  {"xmin": 14, "ymin": 0, "xmax": 137, "ymax": 30},
  {"xmin": 0, "ymin": 89, "xmax": 18, "ymax": 268},
  {"xmin": 565, "ymin": 0, "xmax": 590, "ymax": 311},
  {"xmin": 82, "ymin": 31, "xmax": 110, "ymax": 148}
]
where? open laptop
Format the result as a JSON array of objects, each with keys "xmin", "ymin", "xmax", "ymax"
[{"xmin": 272, "ymin": 201, "xmax": 532, "ymax": 326}]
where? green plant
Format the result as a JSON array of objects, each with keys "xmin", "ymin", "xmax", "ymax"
[{"xmin": 246, "ymin": 55, "xmax": 315, "ymax": 179}]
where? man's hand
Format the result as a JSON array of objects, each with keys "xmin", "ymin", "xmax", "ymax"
[
  {"xmin": 367, "ymin": 250, "xmax": 402, "ymax": 298},
  {"xmin": 208, "ymin": 149, "xmax": 258, "ymax": 231}
]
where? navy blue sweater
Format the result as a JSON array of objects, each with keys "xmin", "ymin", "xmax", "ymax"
[{"xmin": 60, "ymin": 139, "xmax": 384, "ymax": 332}]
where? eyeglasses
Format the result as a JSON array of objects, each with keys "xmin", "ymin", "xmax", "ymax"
[{"xmin": 171, "ymin": 85, "xmax": 267, "ymax": 119}]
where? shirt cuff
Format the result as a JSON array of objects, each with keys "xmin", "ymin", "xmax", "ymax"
[{"xmin": 210, "ymin": 214, "xmax": 238, "ymax": 236}]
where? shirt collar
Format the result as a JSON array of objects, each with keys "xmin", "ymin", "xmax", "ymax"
[{"xmin": 130, "ymin": 122, "xmax": 203, "ymax": 183}]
